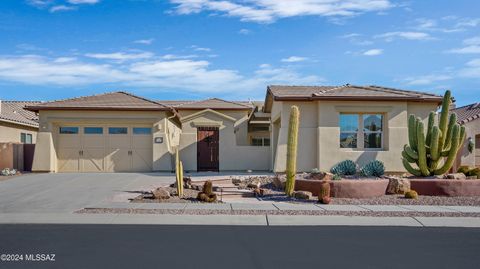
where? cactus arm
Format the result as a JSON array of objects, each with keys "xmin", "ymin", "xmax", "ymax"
[
  {"xmin": 404, "ymin": 145, "xmax": 419, "ymax": 160},
  {"xmin": 426, "ymin": 111, "xmax": 435, "ymax": 145},
  {"xmin": 285, "ymin": 106, "xmax": 300, "ymax": 196},
  {"xmin": 402, "ymin": 150, "xmax": 417, "ymax": 163},
  {"xmin": 430, "ymin": 126, "xmax": 441, "ymax": 161},
  {"xmin": 408, "ymin": 115, "xmax": 418, "ymax": 151},
  {"xmin": 438, "ymin": 90, "xmax": 451, "ymax": 144},
  {"xmin": 402, "ymin": 158, "xmax": 422, "ymax": 176},
  {"xmin": 443, "ymin": 113, "xmax": 457, "ymax": 150},
  {"xmin": 434, "ymin": 125, "xmax": 460, "ymax": 175},
  {"xmin": 459, "ymin": 125, "xmax": 466, "ymax": 148},
  {"xmin": 416, "ymin": 121, "xmax": 431, "ymax": 176},
  {"xmin": 179, "ymin": 161, "xmax": 184, "ymax": 196}
]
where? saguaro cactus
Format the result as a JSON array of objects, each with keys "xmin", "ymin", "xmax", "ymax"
[
  {"xmin": 285, "ymin": 105, "xmax": 300, "ymax": 196},
  {"xmin": 402, "ymin": 90, "xmax": 465, "ymax": 176},
  {"xmin": 175, "ymin": 148, "xmax": 184, "ymax": 196}
]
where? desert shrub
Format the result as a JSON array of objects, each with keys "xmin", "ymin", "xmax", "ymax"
[
  {"xmin": 311, "ymin": 168, "xmax": 321, "ymax": 174},
  {"xmin": 360, "ymin": 160, "xmax": 385, "ymax": 177},
  {"xmin": 467, "ymin": 168, "xmax": 480, "ymax": 179},
  {"xmin": 457, "ymin": 166, "xmax": 470, "ymax": 175},
  {"xmin": 332, "ymin": 174, "xmax": 342, "ymax": 181},
  {"xmin": 330, "ymin": 160, "xmax": 357, "ymax": 176},
  {"xmin": 404, "ymin": 190, "xmax": 418, "ymax": 199}
]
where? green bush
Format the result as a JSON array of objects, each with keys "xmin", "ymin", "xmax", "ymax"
[
  {"xmin": 467, "ymin": 168, "xmax": 480, "ymax": 179},
  {"xmin": 331, "ymin": 160, "xmax": 357, "ymax": 176},
  {"xmin": 457, "ymin": 166, "xmax": 470, "ymax": 175},
  {"xmin": 332, "ymin": 174, "xmax": 342, "ymax": 181},
  {"xmin": 360, "ymin": 160, "xmax": 385, "ymax": 177}
]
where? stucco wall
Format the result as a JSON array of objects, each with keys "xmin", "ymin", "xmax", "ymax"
[
  {"xmin": 178, "ymin": 109, "xmax": 270, "ymax": 171},
  {"xmin": 0, "ymin": 121, "xmax": 37, "ymax": 144},
  {"xmin": 32, "ymin": 110, "xmax": 173, "ymax": 172},
  {"xmin": 459, "ymin": 118, "xmax": 480, "ymax": 167},
  {"xmin": 272, "ymin": 100, "xmax": 438, "ymax": 173}
]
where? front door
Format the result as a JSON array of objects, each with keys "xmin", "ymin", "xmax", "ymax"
[{"xmin": 197, "ymin": 127, "xmax": 219, "ymax": 171}]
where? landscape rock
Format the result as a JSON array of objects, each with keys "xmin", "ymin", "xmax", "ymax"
[
  {"xmin": 272, "ymin": 175, "xmax": 286, "ymax": 190},
  {"xmin": 311, "ymin": 172, "xmax": 333, "ymax": 181},
  {"xmin": 386, "ymin": 177, "xmax": 411, "ymax": 194},
  {"xmin": 247, "ymin": 181, "xmax": 261, "ymax": 188},
  {"xmin": 253, "ymin": 188, "xmax": 266, "ymax": 197},
  {"xmin": 467, "ymin": 176, "xmax": 478, "ymax": 180},
  {"xmin": 232, "ymin": 178, "xmax": 242, "ymax": 185},
  {"xmin": 293, "ymin": 191, "xmax": 313, "ymax": 200},
  {"xmin": 446, "ymin": 173, "xmax": 467, "ymax": 180},
  {"xmin": 152, "ymin": 187, "xmax": 171, "ymax": 199}
]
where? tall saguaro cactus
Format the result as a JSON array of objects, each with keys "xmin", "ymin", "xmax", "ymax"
[
  {"xmin": 402, "ymin": 90, "xmax": 465, "ymax": 176},
  {"xmin": 175, "ymin": 148, "xmax": 184, "ymax": 196},
  {"xmin": 285, "ymin": 106, "xmax": 300, "ymax": 196}
]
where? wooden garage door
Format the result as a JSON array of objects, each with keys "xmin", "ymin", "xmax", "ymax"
[{"xmin": 57, "ymin": 125, "xmax": 152, "ymax": 172}]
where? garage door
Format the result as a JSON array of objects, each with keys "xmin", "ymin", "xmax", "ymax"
[{"xmin": 57, "ymin": 126, "xmax": 153, "ymax": 172}]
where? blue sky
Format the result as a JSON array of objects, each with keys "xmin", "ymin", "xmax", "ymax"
[{"xmin": 0, "ymin": 0, "xmax": 479, "ymax": 105}]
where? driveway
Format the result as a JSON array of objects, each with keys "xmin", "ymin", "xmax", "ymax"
[{"xmin": 0, "ymin": 173, "xmax": 175, "ymax": 213}]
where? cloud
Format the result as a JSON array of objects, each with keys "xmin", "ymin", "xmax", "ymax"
[
  {"xmin": 281, "ymin": 56, "xmax": 307, "ymax": 63},
  {"xmin": 363, "ymin": 49, "xmax": 383, "ymax": 56},
  {"xmin": 447, "ymin": 36, "xmax": 480, "ymax": 54},
  {"xmin": 191, "ymin": 45, "xmax": 211, "ymax": 52},
  {"xmin": 403, "ymin": 74, "xmax": 452, "ymax": 85},
  {"xmin": 340, "ymin": 33, "xmax": 373, "ymax": 46},
  {"xmin": 84, "ymin": 52, "xmax": 154, "ymax": 61},
  {"xmin": 169, "ymin": 0, "xmax": 393, "ymax": 23},
  {"xmin": 238, "ymin": 29, "xmax": 251, "ymax": 35},
  {"xmin": 375, "ymin": 31, "xmax": 433, "ymax": 41},
  {"xmin": 459, "ymin": 58, "xmax": 480, "ymax": 78},
  {"xmin": 134, "ymin": 39, "xmax": 154, "ymax": 45},
  {"xmin": 0, "ymin": 53, "xmax": 323, "ymax": 95},
  {"xmin": 50, "ymin": 5, "xmax": 77, "ymax": 12},
  {"xmin": 67, "ymin": 0, "xmax": 99, "ymax": 3}
]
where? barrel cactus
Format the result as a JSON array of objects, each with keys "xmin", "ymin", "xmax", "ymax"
[
  {"xmin": 331, "ymin": 160, "xmax": 357, "ymax": 176},
  {"xmin": 402, "ymin": 90, "xmax": 466, "ymax": 176},
  {"xmin": 360, "ymin": 160, "xmax": 385, "ymax": 177},
  {"xmin": 285, "ymin": 106, "xmax": 300, "ymax": 197},
  {"xmin": 319, "ymin": 181, "xmax": 331, "ymax": 204}
]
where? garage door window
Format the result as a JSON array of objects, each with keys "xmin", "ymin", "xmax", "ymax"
[
  {"xmin": 84, "ymin": 127, "xmax": 103, "ymax": 134},
  {"xmin": 133, "ymin": 127, "xmax": 152, "ymax": 135},
  {"xmin": 59, "ymin": 127, "xmax": 79, "ymax": 134},
  {"xmin": 109, "ymin": 127, "xmax": 128, "ymax": 134}
]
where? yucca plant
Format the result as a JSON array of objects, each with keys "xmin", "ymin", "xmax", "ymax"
[
  {"xmin": 360, "ymin": 160, "xmax": 385, "ymax": 177},
  {"xmin": 285, "ymin": 105, "xmax": 300, "ymax": 197},
  {"xmin": 402, "ymin": 90, "xmax": 466, "ymax": 176}
]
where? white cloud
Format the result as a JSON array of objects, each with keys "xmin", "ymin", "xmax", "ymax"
[
  {"xmin": 375, "ymin": 31, "xmax": 433, "ymax": 41},
  {"xmin": 340, "ymin": 33, "xmax": 373, "ymax": 46},
  {"xmin": 85, "ymin": 52, "xmax": 154, "ymax": 61},
  {"xmin": 404, "ymin": 74, "xmax": 452, "ymax": 85},
  {"xmin": 67, "ymin": 0, "xmax": 100, "ymax": 4},
  {"xmin": 169, "ymin": 0, "xmax": 393, "ymax": 23},
  {"xmin": 0, "ymin": 54, "xmax": 323, "ymax": 95},
  {"xmin": 459, "ymin": 58, "xmax": 480, "ymax": 78},
  {"xmin": 238, "ymin": 28, "xmax": 251, "ymax": 35},
  {"xmin": 447, "ymin": 36, "xmax": 480, "ymax": 54},
  {"xmin": 50, "ymin": 5, "xmax": 77, "ymax": 12},
  {"xmin": 191, "ymin": 45, "xmax": 211, "ymax": 52},
  {"xmin": 363, "ymin": 49, "xmax": 383, "ymax": 56},
  {"xmin": 134, "ymin": 39, "xmax": 154, "ymax": 45},
  {"xmin": 281, "ymin": 56, "xmax": 307, "ymax": 63}
]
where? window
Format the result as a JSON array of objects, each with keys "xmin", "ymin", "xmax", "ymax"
[
  {"xmin": 20, "ymin": 133, "xmax": 32, "ymax": 144},
  {"xmin": 84, "ymin": 127, "xmax": 103, "ymax": 134},
  {"xmin": 339, "ymin": 113, "xmax": 384, "ymax": 149},
  {"xmin": 251, "ymin": 137, "xmax": 270, "ymax": 146},
  {"xmin": 133, "ymin": 127, "xmax": 152, "ymax": 135},
  {"xmin": 59, "ymin": 127, "xmax": 79, "ymax": 134},
  {"xmin": 109, "ymin": 127, "xmax": 128, "ymax": 134}
]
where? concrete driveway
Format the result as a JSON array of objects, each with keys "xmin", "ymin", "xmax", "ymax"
[{"xmin": 0, "ymin": 173, "xmax": 175, "ymax": 213}]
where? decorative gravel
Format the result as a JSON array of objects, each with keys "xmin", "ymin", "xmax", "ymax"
[
  {"xmin": 76, "ymin": 208, "xmax": 480, "ymax": 218},
  {"xmin": 130, "ymin": 186, "xmax": 223, "ymax": 203}
]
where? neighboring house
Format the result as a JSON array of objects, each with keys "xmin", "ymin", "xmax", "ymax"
[
  {"xmin": 0, "ymin": 100, "xmax": 40, "ymax": 144},
  {"xmin": 264, "ymin": 85, "xmax": 443, "ymax": 173},
  {"xmin": 451, "ymin": 103, "xmax": 480, "ymax": 168},
  {"xmin": 26, "ymin": 85, "xmax": 443, "ymax": 173}
]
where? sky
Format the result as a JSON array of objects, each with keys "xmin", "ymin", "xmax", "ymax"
[{"xmin": 0, "ymin": 0, "xmax": 479, "ymax": 105}]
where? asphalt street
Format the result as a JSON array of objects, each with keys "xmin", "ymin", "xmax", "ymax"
[{"xmin": 0, "ymin": 224, "xmax": 479, "ymax": 269}]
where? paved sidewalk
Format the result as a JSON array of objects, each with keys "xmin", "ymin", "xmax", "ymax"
[{"xmin": 85, "ymin": 202, "xmax": 480, "ymax": 214}]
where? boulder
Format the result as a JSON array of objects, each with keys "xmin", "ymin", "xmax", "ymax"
[
  {"xmin": 232, "ymin": 178, "xmax": 242, "ymax": 185},
  {"xmin": 311, "ymin": 172, "xmax": 333, "ymax": 181},
  {"xmin": 386, "ymin": 177, "xmax": 411, "ymax": 194},
  {"xmin": 152, "ymin": 187, "xmax": 171, "ymax": 199},
  {"xmin": 293, "ymin": 191, "xmax": 313, "ymax": 200},
  {"xmin": 272, "ymin": 175, "xmax": 286, "ymax": 190},
  {"xmin": 247, "ymin": 181, "xmax": 260, "ymax": 188},
  {"xmin": 446, "ymin": 173, "xmax": 467, "ymax": 180}
]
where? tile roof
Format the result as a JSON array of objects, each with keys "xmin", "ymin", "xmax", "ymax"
[
  {"xmin": 160, "ymin": 98, "xmax": 253, "ymax": 110},
  {"xmin": 267, "ymin": 84, "xmax": 443, "ymax": 101},
  {"xmin": 0, "ymin": 101, "xmax": 40, "ymax": 128},
  {"xmin": 26, "ymin": 91, "xmax": 171, "ymax": 112},
  {"xmin": 451, "ymin": 102, "xmax": 480, "ymax": 124}
]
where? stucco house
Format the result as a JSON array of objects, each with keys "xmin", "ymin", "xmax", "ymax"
[
  {"xmin": 0, "ymin": 100, "xmax": 39, "ymax": 144},
  {"xmin": 452, "ymin": 103, "xmax": 480, "ymax": 168},
  {"xmin": 26, "ymin": 85, "xmax": 443, "ymax": 173}
]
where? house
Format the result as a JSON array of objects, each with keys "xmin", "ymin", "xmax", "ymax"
[
  {"xmin": 451, "ymin": 103, "xmax": 480, "ymax": 168},
  {"xmin": 26, "ymin": 85, "xmax": 443, "ymax": 173},
  {"xmin": 0, "ymin": 100, "xmax": 39, "ymax": 144}
]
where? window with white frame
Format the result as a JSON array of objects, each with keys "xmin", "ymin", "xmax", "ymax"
[
  {"xmin": 251, "ymin": 137, "xmax": 270, "ymax": 146},
  {"xmin": 339, "ymin": 113, "xmax": 384, "ymax": 149}
]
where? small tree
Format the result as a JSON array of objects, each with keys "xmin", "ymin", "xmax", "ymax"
[{"xmin": 285, "ymin": 106, "xmax": 300, "ymax": 196}]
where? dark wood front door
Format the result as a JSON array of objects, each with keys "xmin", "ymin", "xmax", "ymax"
[{"xmin": 197, "ymin": 127, "xmax": 219, "ymax": 171}]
